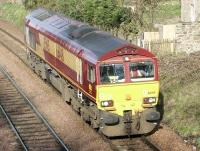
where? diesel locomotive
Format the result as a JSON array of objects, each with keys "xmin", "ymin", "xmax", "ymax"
[{"xmin": 25, "ymin": 8, "xmax": 161, "ymax": 137}]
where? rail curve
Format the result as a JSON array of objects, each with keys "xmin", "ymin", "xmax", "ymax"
[{"xmin": 0, "ymin": 65, "xmax": 69, "ymax": 151}]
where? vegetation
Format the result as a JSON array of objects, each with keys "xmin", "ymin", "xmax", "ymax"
[
  {"xmin": 164, "ymin": 82, "xmax": 200, "ymax": 136},
  {"xmin": 23, "ymin": 0, "xmax": 139, "ymax": 37},
  {"xmin": 154, "ymin": 0, "xmax": 181, "ymax": 23},
  {"xmin": 159, "ymin": 53, "xmax": 200, "ymax": 148},
  {"xmin": 23, "ymin": 0, "xmax": 165, "ymax": 37},
  {"xmin": 163, "ymin": 81, "xmax": 200, "ymax": 147},
  {"xmin": 0, "ymin": 3, "xmax": 27, "ymax": 28}
]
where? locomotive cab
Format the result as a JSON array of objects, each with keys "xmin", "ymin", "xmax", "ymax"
[{"xmin": 96, "ymin": 46, "xmax": 160, "ymax": 137}]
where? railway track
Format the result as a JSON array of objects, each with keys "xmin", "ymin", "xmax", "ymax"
[
  {"xmin": 0, "ymin": 26, "xmax": 161, "ymax": 151},
  {"xmin": 106, "ymin": 136, "xmax": 161, "ymax": 151},
  {"xmin": 0, "ymin": 66, "xmax": 69, "ymax": 151},
  {"xmin": 0, "ymin": 28, "xmax": 27, "ymax": 65}
]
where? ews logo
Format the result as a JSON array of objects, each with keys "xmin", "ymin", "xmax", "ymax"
[{"xmin": 56, "ymin": 45, "xmax": 64, "ymax": 61}]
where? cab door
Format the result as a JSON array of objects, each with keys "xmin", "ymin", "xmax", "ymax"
[
  {"xmin": 87, "ymin": 63, "xmax": 96, "ymax": 97},
  {"xmin": 76, "ymin": 57, "xmax": 83, "ymax": 85}
]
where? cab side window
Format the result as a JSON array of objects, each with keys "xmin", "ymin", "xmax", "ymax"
[
  {"xmin": 29, "ymin": 30, "xmax": 36, "ymax": 49},
  {"xmin": 88, "ymin": 65, "xmax": 95, "ymax": 83}
]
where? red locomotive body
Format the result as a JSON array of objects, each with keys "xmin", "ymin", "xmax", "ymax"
[{"xmin": 25, "ymin": 8, "xmax": 161, "ymax": 137}]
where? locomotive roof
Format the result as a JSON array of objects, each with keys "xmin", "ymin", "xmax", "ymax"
[{"xmin": 26, "ymin": 8, "xmax": 154, "ymax": 64}]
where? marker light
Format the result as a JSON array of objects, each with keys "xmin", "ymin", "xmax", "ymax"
[
  {"xmin": 143, "ymin": 97, "xmax": 156, "ymax": 104},
  {"xmin": 124, "ymin": 56, "xmax": 129, "ymax": 61},
  {"xmin": 101, "ymin": 100, "xmax": 113, "ymax": 107}
]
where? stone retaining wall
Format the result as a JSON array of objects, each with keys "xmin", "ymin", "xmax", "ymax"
[{"xmin": 175, "ymin": 22, "xmax": 200, "ymax": 53}]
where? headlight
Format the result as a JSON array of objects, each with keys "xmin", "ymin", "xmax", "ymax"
[
  {"xmin": 101, "ymin": 100, "xmax": 113, "ymax": 107},
  {"xmin": 143, "ymin": 97, "xmax": 156, "ymax": 104}
]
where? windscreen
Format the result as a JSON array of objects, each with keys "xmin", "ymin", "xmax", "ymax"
[
  {"xmin": 100, "ymin": 64, "xmax": 125, "ymax": 84},
  {"xmin": 129, "ymin": 61, "xmax": 154, "ymax": 81}
]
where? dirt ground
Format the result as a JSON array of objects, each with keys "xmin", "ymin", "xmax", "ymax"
[{"xmin": 0, "ymin": 19, "xmax": 197, "ymax": 151}]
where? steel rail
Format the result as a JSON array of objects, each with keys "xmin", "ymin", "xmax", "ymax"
[
  {"xmin": 0, "ymin": 40, "xmax": 28, "ymax": 66},
  {"xmin": 0, "ymin": 28, "xmax": 25, "ymax": 46},
  {"xmin": 105, "ymin": 135, "xmax": 161, "ymax": 151},
  {"xmin": 0, "ymin": 65, "xmax": 70, "ymax": 151},
  {"xmin": 141, "ymin": 136, "xmax": 161, "ymax": 151},
  {"xmin": 0, "ymin": 105, "xmax": 28, "ymax": 151},
  {"xmin": 0, "ymin": 27, "xmax": 28, "ymax": 67}
]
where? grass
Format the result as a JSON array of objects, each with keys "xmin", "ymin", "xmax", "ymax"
[
  {"xmin": 197, "ymin": 137, "xmax": 200, "ymax": 148},
  {"xmin": 0, "ymin": 2, "xmax": 27, "ymax": 28},
  {"xmin": 154, "ymin": 0, "xmax": 181, "ymax": 22},
  {"xmin": 159, "ymin": 52, "xmax": 200, "ymax": 148},
  {"xmin": 143, "ymin": 0, "xmax": 181, "ymax": 29},
  {"xmin": 162, "ymin": 71, "xmax": 200, "ymax": 147}
]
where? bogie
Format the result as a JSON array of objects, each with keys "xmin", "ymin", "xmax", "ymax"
[{"xmin": 27, "ymin": 50, "xmax": 101, "ymax": 129}]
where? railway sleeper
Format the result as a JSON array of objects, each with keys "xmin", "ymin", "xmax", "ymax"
[
  {"xmin": 0, "ymin": 79, "xmax": 15, "ymax": 83},
  {"xmin": 28, "ymin": 146, "xmax": 61, "ymax": 150},
  {"xmin": 21, "ymin": 131, "xmax": 53, "ymax": 137},
  {"xmin": 27, "ymin": 143, "xmax": 60, "ymax": 148},
  {"xmin": 12, "ymin": 116, "xmax": 39, "ymax": 122},
  {"xmin": 2, "ymin": 103, "xmax": 27, "ymax": 109},
  {"xmin": 11, "ymin": 114, "xmax": 38, "ymax": 121},
  {"xmin": 12, "ymin": 120, "xmax": 42, "ymax": 126},
  {"xmin": 15, "ymin": 123, "xmax": 46, "ymax": 129},
  {"xmin": 0, "ymin": 85, "xmax": 17, "ymax": 88},
  {"xmin": 5, "ymin": 110, "xmax": 33, "ymax": 116},
  {"xmin": 28, "ymin": 145, "xmax": 62, "ymax": 151},
  {"xmin": 0, "ymin": 86, "xmax": 18, "ymax": 89},
  {"xmin": 4, "ymin": 106, "xmax": 31, "ymax": 112},
  {"xmin": 17, "ymin": 127, "xmax": 48, "ymax": 133},
  {"xmin": 0, "ymin": 82, "xmax": 11, "ymax": 85},
  {"xmin": 1, "ymin": 102, "xmax": 30, "ymax": 107},
  {"xmin": 25, "ymin": 139, "xmax": 59, "ymax": 146},
  {"xmin": 0, "ymin": 102, "xmax": 25, "ymax": 107},
  {"xmin": 0, "ymin": 89, "xmax": 18, "ymax": 93},
  {"xmin": 11, "ymin": 116, "xmax": 38, "ymax": 122},
  {"xmin": 20, "ymin": 130, "xmax": 49, "ymax": 137},
  {"xmin": 0, "ymin": 99, "xmax": 27, "ymax": 104},
  {"xmin": 24, "ymin": 134, "xmax": 54, "ymax": 141},
  {"xmin": 0, "ymin": 96, "xmax": 23, "ymax": 101},
  {"xmin": 6, "ymin": 112, "xmax": 36, "ymax": 118},
  {"xmin": 0, "ymin": 93, "xmax": 20, "ymax": 97}
]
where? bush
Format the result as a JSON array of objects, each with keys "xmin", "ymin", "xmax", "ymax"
[{"xmin": 0, "ymin": 3, "xmax": 27, "ymax": 28}]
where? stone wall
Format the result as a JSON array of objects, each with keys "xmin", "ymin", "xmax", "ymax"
[
  {"xmin": 175, "ymin": 22, "xmax": 200, "ymax": 53},
  {"xmin": 175, "ymin": 0, "xmax": 200, "ymax": 53},
  {"xmin": 181, "ymin": 0, "xmax": 200, "ymax": 22}
]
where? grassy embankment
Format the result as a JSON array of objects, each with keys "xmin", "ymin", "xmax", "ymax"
[
  {"xmin": 154, "ymin": 0, "xmax": 181, "ymax": 23},
  {"xmin": 0, "ymin": 1, "xmax": 199, "ymax": 148},
  {"xmin": 0, "ymin": 2, "xmax": 27, "ymax": 28},
  {"xmin": 159, "ymin": 54, "xmax": 200, "ymax": 148}
]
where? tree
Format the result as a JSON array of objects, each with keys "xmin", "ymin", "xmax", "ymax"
[
  {"xmin": 120, "ymin": 21, "xmax": 139, "ymax": 40},
  {"xmin": 23, "ymin": 0, "xmax": 139, "ymax": 37},
  {"xmin": 134, "ymin": 0, "xmax": 160, "ymax": 30}
]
